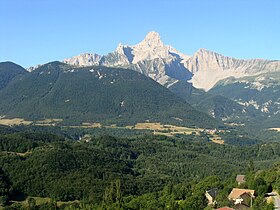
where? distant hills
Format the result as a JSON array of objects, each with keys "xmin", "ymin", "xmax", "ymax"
[{"xmin": 0, "ymin": 61, "xmax": 218, "ymax": 127}]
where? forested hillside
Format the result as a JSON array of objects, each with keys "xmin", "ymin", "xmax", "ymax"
[
  {"xmin": 0, "ymin": 62, "xmax": 26, "ymax": 90},
  {"xmin": 0, "ymin": 62, "xmax": 218, "ymax": 128},
  {"xmin": 0, "ymin": 126, "xmax": 280, "ymax": 209}
]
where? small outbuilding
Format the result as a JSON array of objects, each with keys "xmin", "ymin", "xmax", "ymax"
[{"xmin": 236, "ymin": 175, "xmax": 246, "ymax": 185}]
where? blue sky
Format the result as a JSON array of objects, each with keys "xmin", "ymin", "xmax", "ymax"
[{"xmin": 0, "ymin": 0, "xmax": 279, "ymax": 68}]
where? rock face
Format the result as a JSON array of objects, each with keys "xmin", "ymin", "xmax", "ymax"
[
  {"xmin": 63, "ymin": 53, "xmax": 101, "ymax": 66},
  {"xmin": 63, "ymin": 31, "xmax": 193, "ymax": 87},
  {"xmin": 62, "ymin": 31, "xmax": 280, "ymax": 91},
  {"xmin": 185, "ymin": 49, "xmax": 280, "ymax": 90}
]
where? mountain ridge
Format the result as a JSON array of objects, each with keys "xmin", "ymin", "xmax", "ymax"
[{"xmin": 60, "ymin": 31, "xmax": 280, "ymax": 91}]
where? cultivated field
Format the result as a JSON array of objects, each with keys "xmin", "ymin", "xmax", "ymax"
[
  {"xmin": 0, "ymin": 118, "xmax": 33, "ymax": 126},
  {"xmin": 0, "ymin": 118, "xmax": 63, "ymax": 126},
  {"xmin": 132, "ymin": 122, "xmax": 199, "ymax": 136}
]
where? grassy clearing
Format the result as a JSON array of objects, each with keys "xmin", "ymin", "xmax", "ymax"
[
  {"xmin": 209, "ymin": 134, "xmax": 225, "ymax": 145},
  {"xmin": 0, "ymin": 118, "xmax": 33, "ymax": 126},
  {"xmin": 133, "ymin": 123, "xmax": 198, "ymax": 133},
  {"xmin": 67, "ymin": 122, "xmax": 207, "ymax": 138},
  {"xmin": 66, "ymin": 122, "xmax": 102, "ymax": 128},
  {"xmin": 1, "ymin": 151, "xmax": 33, "ymax": 157},
  {"xmin": 64, "ymin": 122, "xmax": 200, "ymax": 137},
  {"xmin": 129, "ymin": 122, "xmax": 200, "ymax": 137},
  {"xmin": 0, "ymin": 118, "xmax": 63, "ymax": 126},
  {"xmin": 10, "ymin": 196, "xmax": 79, "ymax": 208},
  {"xmin": 34, "ymin": 118, "xmax": 63, "ymax": 126}
]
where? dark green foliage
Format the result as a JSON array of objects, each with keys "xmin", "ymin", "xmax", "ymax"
[
  {"xmin": 195, "ymin": 94, "xmax": 246, "ymax": 119},
  {"xmin": 1, "ymin": 128, "xmax": 280, "ymax": 206},
  {"xmin": 27, "ymin": 197, "xmax": 36, "ymax": 210},
  {"xmin": 0, "ymin": 62, "xmax": 218, "ymax": 128},
  {"xmin": 0, "ymin": 62, "xmax": 27, "ymax": 90},
  {"xmin": 169, "ymin": 80, "xmax": 261, "ymax": 124},
  {"xmin": 219, "ymin": 130, "xmax": 259, "ymax": 146},
  {"xmin": 0, "ymin": 132, "xmax": 65, "ymax": 153},
  {"xmin": 0, "ymin": 167, "xmax": 12, "ymax": 206},
  {"xmin": 210, "ymin": 73, "xmax": 280, "ymax": 128},
  {"xmin": 168, "ymin": 80, "xmax": 206, "ymax": 104},
  {"xmin": 253, "ymin": 195, "xmax": 274, "ymax": 210}
]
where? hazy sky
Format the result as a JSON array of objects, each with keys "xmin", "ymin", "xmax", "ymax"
[{"xmin": 1, "ymin": 0, "xmax": 279, "ymax": 68}]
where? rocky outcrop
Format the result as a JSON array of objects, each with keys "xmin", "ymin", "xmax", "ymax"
[
  {"xmin": 64, "ymin": 53, "xmax": 101, "ymax": 66},
  {"xmin": 184, "ymin": 49, "xmax": 280, "ymax": 90}
]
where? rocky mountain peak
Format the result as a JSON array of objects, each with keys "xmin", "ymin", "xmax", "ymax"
[
  {"xmin": 60, "ymin": 31, "xmax": 280, "ymax": 92},
  {"xmin": 116, "ymin": 43, "xmax": 126, "ymax": 54},
  {"xmin": 193, "ymin": 48, "xmax": 219, "ymax": 58},
  {"xmin": 135, "ymin": 31, "xmax": 164, "ymax": 49}
]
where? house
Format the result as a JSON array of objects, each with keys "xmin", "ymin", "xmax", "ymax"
[
  {"xmin": 228, "ymin": 188, "xmax": 254, "ymax": 207},
  {"xmin": 205, "ymin": 188, "xmax": 218, "ymax": 205},
  {"xmin": 236, "ymin": 175, "xmax": 246, "ymax": 185}
]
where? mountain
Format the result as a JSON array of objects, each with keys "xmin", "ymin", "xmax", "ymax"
[
  {"xmin": 23, "ymin": 31, "xmax": 280, "ymax": 128},
  {"xmin": 62, "ymin": 31, "xmax": 280, "ymax": 91},
  {"xmin": 0, "ymin": 62, "xmax": 27, "ymax": 90},
  {"xmin": 210, "ymin": 72, "xmax": 280, "ymax": 127},
  {"xmin": 63, "ymin": 31, "xmax": 192, "ymax": 87},
  {"xmin": 0, "ymin": 61, "xmax": 218, "ymax": 127}
]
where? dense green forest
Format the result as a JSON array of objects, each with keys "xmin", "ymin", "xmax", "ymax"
[
  {"xmin": 0, "ymin": 125, "xmax": 279, "ymax": 209},
  {"xmin": 0, "ymin": 62, "xmax": 218, "ymax": 128}
]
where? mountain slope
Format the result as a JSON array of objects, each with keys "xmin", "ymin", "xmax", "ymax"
[
  {"xmin": 210, "ymin": 72, "xmax": 280, "ymax": 127},
  {"xmin": 0, "ymin": 62, "xmax": 218, "ymax": 127},
  {"xmin": 168, "ymin": 81, "xmax": 260, "ymax": 123}
]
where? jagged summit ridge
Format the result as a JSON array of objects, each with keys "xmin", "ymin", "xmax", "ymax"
[
  {"xmin": 61, "ymin": 31, "xmax": 280, "ymax": 90},
  {"xmin": 63, "ymin": 31, "xmax": 191, "ymax": 86},
  {"xmin": 135, "ymin": 31, "xmax": 164, "ymax": 48}
]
